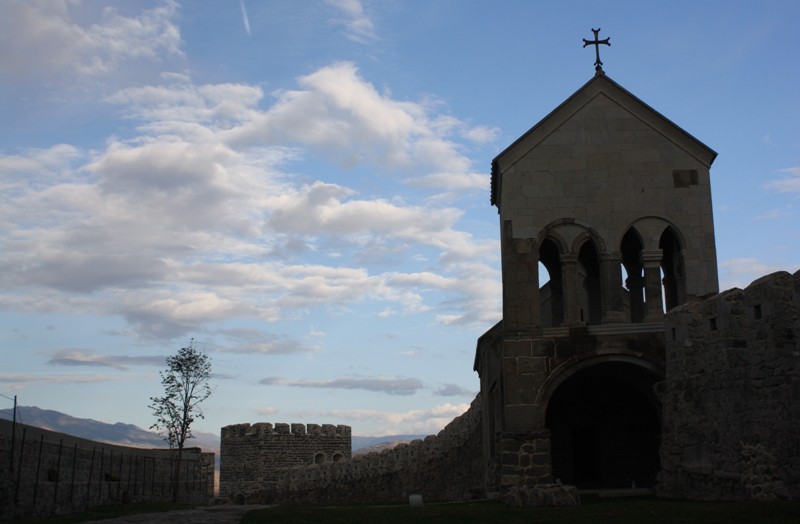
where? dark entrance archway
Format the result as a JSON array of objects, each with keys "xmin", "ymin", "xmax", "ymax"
[{"xmin": 545, "ymin": 362, "xmax": 661, "ymax": 489}]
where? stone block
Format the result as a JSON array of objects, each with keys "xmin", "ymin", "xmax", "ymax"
[
  {"xmin": 501, "ymin": 437, "xmax": 523, "ymax": 453},
  {"xmin": 503, "ymin": 406, "xmax": 537, "ymax": 432},
  {"xmin": 517, "ymin": 357, "xmax": 537, "ymax": 374},
  {"xmin": 531, "ymin": 340, "xmax": 555, "ymax": 356},
  {"xmin": 503, "ymin": 357, "xmax": 518, "ymax": 376},
  {"xmin": 504, "ymin": 339, "xmax": 532, "ymax": 357}
]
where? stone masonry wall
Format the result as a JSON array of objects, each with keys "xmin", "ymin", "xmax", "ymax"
[
  {"xmin": 0, "ymin": 420, "xmax": 214, "ymax": 519},
  {"xmin": 269, "ymin": 395, "xmax": 483, "ymax": 504},
  {"xmin": 494, "ymin": 430, "xmax": 553, "ymax": 497},
  {"xmin": 219, "ymin": 422, "xmax": 350, "ymax": 502},
  {"xmin": 657, "ymin": 270, "xmax": 800, "ymax": 500}
]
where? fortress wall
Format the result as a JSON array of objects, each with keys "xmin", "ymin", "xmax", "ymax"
[
  {"xmin": 219, "ymin": 422, "xmax": 351, "ymax": 502},
  {"xmin": 657, "ymin": 270, "xmax": 800, "ymax": 500},
  {"xmin": 0, "ymin": 420, "xmax": 214, "ymax": 519},
  {"xmin": 272, "ymin": 395, "xmax": 483, "ymax": 504}
]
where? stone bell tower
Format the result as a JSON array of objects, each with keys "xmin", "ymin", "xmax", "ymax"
[{"xmin": 474, "ymin": 46, "xmax": 718, "ymax": 493}]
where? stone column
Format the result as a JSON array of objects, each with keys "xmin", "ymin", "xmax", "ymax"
[
  {"xmin": 626, "ymin": 274, "xmax": 645, "ymax": 323},
  {"xmin": 600, "ymin": 252, "xmax": 625, "ymax": 323},
  {"xmin": 560, "ymin": 253, "xmax": 580, "ymax": 326},
  {"xmin": 641, "ymin": 249, "xmax": 664, "ymax": 321}
]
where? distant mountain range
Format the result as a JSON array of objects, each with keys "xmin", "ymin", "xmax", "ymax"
[
  {"xmin": 0, "ymin": 406, "xmax": 425, "ymax": 458},
  {"xmin": 0, "ymin": 405, "xmax": 220, "ymax": 451},
  {"xmin": 352, "ymin": 435, "xmax": 428, "ymax": 455}
]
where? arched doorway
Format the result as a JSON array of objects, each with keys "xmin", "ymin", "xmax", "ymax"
[{"xmin": 545, "ymin": 362, "xmax": 661, "ymax": 489}]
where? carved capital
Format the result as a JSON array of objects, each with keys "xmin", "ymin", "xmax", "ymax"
[{"xmin": 640, "ymin": 249, "xmax": 663, "ymax": 266}]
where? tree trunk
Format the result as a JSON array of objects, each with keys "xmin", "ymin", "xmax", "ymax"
[{"xmin": 173, "ymin": 446, "xmax": 183, "ymax": 503}]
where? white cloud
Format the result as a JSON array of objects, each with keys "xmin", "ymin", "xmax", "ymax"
[
  {"xmin": 266, "ymin": 181, "xmax": 459, "ymax": 239},
  {"xmin": 0, "ymin": 144, "xmax": 81, "ymax": 177},
  {"xmin": 106, "ymin": 79, "xmax": 264, "ymax": 132},
  {"xmin": 47, "ymin": 350, "xmax": 165, "ymax": 370},
  {"xmin": 754, "ymin": 206, "xmax": 795, "ymax": 221},
  {"xmin": 0, "ymin": 372, "xmax": 142, "ymax": 390},
  {"xmin": 307, "ymin": 328, "xmax": 326, "ymax": 339},
  {"xmin": 0, "ymin": 63, "xmax": 501, "ymax": 342},
  {"xmin": 0, "ymin": 0, "xmax": 183, "ymax": 78},
  {"xmin": 434, "ymin": 383, "xmax": 475, "ymax": 397},
  {"xmin": 462, "ymin": 125, "xmax": 500, "ymax": 144},
  {"xmin": 226, "ymin": 62, "xmax": 488, "ymax": 189},
  {"xmin": 407, "ymin": 172, "xmax": 488, "ymax": 190},
  {"xmin": 719, "ymin": 257, "xmax": 783, "ymax": 290},
  {"xmin": 766, "ymin": 167, "xmax": 800, "ymax": 195},
  {"xmin": 260, "ymin": 375, "xmax": 424, "ymax": 396},
  {"xmin": 117, "ymin": 296, "xmax": 231, "ymax": 340},
  {"xmin": 721, "ymin": 258, "xmax": 774, "ymax": 277},
  {"xmin": 325, "ymin": 403, "xmax": 470, "ymax": 436},
  {"xmin": 214, "ymin": 328, "xmax": 320, "ymax": 355},
  {"xmin": 377, "ymin": 308, "xmax": 395, "ymax": 318},
  {"xmin": 324, "ymin": 0, "xmax": 376, "ymax": 43}
]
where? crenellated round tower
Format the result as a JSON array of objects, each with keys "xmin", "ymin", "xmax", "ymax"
[{"xmin": 219, "ymin": 422, "xmax": 351, "ymax": 503}]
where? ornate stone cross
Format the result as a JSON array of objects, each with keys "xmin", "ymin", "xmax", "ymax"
[{"xmin": 583, "ymin": 28, "xmax": 610, "ymax": 72}]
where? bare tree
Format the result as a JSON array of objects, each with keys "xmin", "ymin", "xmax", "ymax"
[{"xmin": 149, "ymin": 339, "xmax": 213, "ymax": 501}]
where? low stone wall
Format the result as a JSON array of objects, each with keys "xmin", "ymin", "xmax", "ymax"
[
  {"xmin": 0, "ymin": 420, "xmax": 214, "ymax": 519},
  {"xmin": 657, "ymin": 270, "xmax": 800, "ymax": 500},
  {"xmin": 271, "ymin": 395, "xmax": 483, "ymax": 504}
]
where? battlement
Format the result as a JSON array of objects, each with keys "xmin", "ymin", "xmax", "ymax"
[
  {"xmin": 221, "ymin": 422, "xmax": 351, "ymax": 438},
  {"xmin": 666, "ymin": 270, "xmax": 800, "ymax": 356}
]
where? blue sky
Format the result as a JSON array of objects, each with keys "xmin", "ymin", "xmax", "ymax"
[{"xmin": 1, "ymin": 0, "xmax": 798, "ymax": 438}]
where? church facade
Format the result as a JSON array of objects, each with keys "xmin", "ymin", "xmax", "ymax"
[{"xmin": 473, "ymin": 69, "xmax": 799, "ymax": 499}]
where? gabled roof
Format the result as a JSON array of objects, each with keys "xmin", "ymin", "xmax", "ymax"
[{"xmin": 490, "ymin": 72, "xmax": 717, "ymax": 207}]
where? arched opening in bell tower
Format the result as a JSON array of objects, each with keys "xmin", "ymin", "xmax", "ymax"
[
  {"xmin": 545, "ymin": 362, "xmax": 661, "ymax": 489},
  {"xmin": 621, "ymin": 229, "xmax": 645, "ymax": 323},
  {"xmin": 539, "ymin": 238, "xmax": 563, "ymax": 327},
  {"xmin": 659, "ymin": 227, "xmax": 686, "ymax": 311}
]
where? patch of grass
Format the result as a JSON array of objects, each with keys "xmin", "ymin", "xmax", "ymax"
[
  {"xmin": 10, "ymin": 501, "xmax": 196, "ymax": 524},
  {"xmin": 241, "ymin": 497, "xmax": 800, "ymax": 524}
]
